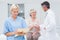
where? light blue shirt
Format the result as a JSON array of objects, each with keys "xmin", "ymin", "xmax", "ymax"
[{"xmin": 4, "ymin": 16, "xmax": 27, "ymax": 40}]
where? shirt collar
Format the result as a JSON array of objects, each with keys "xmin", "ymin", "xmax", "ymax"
[
  {"xmin": 9, "ymin": 16, "xmax": 18, "ymax": 21},
  {"xmin": 46, "ymin": 9, "xmax": 51, "ymax": 13}
]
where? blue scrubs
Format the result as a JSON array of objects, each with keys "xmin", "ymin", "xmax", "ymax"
[{"xmin": 4, "ymin": 16, "xmax": 27, "ymax": 40}]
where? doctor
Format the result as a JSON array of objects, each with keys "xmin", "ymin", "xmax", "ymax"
[
  {"xmin": 40, "ymin": 1, "xmax": 57, "ymax": 40},
  {"xmin": 4, "ymin": 4, "xmax": 27, "ymax": 40}
]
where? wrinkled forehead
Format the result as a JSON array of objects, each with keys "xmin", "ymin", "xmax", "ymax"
[{"xmin": 30, "ymin": 10, "xmax": 36, "ymax": 13}]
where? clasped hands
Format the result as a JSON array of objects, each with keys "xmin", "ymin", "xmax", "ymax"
[{"xmin": 29, "ymin": 24, "xmax": 40, "ymax": 31}]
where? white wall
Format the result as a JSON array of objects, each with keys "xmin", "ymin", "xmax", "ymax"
[{"xmin": 0, "ymin": 0, "xmax": 60, "ymax": 34}]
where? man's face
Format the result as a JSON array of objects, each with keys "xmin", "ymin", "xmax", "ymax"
[
  {"xmin": 11, "ymin": 8, "xmax": 19, "ymax": 17},
  {"xmin": 42, "ymin": 5, "xmax": 48, "ymax": 12}
]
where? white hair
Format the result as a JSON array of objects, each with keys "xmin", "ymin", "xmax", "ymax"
[
  {"xmin": 10, "ymin": 4, "xmax": 19, "ymax": 11},
  {"xmin": 30, "ymin": 9, "xmax": 36, "ymax": 13},
  {"xmin": 29, "ymin": 9, "xmax": 36, "ymax": 16}
]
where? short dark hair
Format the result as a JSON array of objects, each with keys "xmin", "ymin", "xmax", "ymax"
[{"xmin": 41, "ymin": 1, "xmax": 50, "ymax": 9}]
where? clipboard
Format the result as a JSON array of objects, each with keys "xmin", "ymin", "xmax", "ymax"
[{"xmin": 15, "ymin": 28, "xmax": 29, "ymax": 37}]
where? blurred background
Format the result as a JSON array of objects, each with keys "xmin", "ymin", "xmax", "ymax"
[{"xmin": 0, "ymin": 0, "xmax": 60, "ymax": 40}]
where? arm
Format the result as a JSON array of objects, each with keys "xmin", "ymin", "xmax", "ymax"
[
  {"xmin": 5, "ymin": 32, "xmax": 15, "ymax": 36},
  {"xmin": 44, "ymin": 13, "xmax": 56, "ymax": 31},
  {"xmin": 4, "ymin": 20, "xmax": 17, "ymax": 36},
  {"xmin": 46, "ymin": 16, "xmax": 56, "ymax": 31}
]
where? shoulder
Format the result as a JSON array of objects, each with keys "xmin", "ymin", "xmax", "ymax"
[
  {"xmin": 4, "ymin": 17, "xmax": 11, "ymax": 23},
  {"xmin": 47, "ymin": 9, "xmax": 55, "ymax": 17},
  {"xmin": 17, "ymin": 16, "xmax": 25, "ymax": 21},
  {"xmin": 47, "ymin": 9, "xmax": 55, "ymax": 14}
]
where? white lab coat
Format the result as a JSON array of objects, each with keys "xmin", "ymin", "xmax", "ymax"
[{"xmin": 39, "ymin": 9, "xmax": 59, "ymax": 40}]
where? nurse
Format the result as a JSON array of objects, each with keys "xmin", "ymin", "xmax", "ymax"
[{"xmin": 4, "ymin": 4, "xmax": 27, "ymax": 40}]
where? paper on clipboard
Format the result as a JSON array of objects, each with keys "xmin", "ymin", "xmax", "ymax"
[{"xmin": 15, "ymin": 28, "xmax": 30, "ymax": 37}]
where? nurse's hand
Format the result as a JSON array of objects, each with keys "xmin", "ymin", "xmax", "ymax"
[
  {"xmin": 5, "ymin": 31, "xmax": 24, "ymax": 36},
  {"xmin": 14, "ymin": 30, "xmax": 25, "ymax": 36},
  {"xmin": 5, "ymin": 32, "xmax": 16, "ymax": 36}
]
